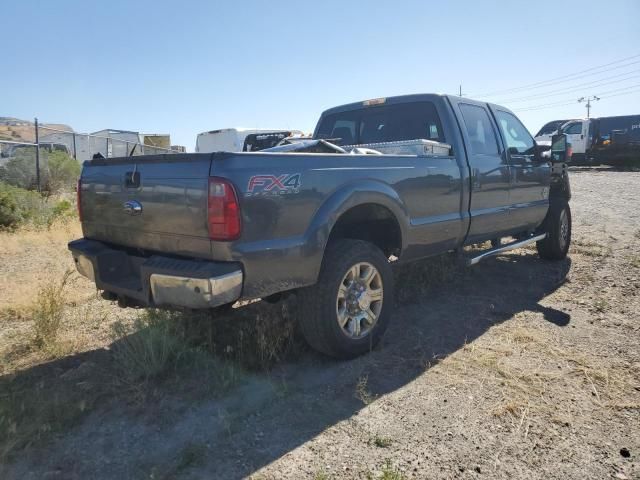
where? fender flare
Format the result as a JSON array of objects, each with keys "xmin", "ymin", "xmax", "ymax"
[{"xmin": 302, "ymin": 179, "xmax": 410, "ymax": 280}]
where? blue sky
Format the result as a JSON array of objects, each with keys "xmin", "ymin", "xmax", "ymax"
[{"xmin": 3, "ymin": 0, "xmax": 639, "ymax": 150}]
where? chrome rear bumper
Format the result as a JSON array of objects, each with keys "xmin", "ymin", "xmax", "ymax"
[
  {"xmin": 69, "ymin": 238, "xmax": 243, "ymax": 309},
  {"xmin": 150, "ymin": 270, "xmax": 242, "ymax": 309}
]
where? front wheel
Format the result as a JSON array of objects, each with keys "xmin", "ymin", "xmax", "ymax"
[
  {"xmin": 537, "ymin": 200, "xmax": 571, "ymax": 260},
  {"xmin": 297, "ymin": 239, "xmax": 394, "ymax": 358}
]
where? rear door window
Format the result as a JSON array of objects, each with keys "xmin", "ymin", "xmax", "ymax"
[
  {"xmin": 316, "ymin": 101, "xmax": 445, "ymax": 145},
  {"xmin": 458, "ymin": 104, "xmax": 500, "ymax": 155}
]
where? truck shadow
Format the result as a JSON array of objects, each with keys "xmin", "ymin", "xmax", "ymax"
[{"xmin": 1, "ymin": 252, "xmax": 572, "ymax": 479}]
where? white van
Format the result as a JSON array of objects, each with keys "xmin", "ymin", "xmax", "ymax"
[{"xmin": 195, "ymin": 128, "xmax": 304, "ymax": 153}]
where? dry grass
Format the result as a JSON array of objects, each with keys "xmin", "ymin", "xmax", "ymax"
[
  {"xmin": 31, "ymin": 269, "xmax": 74, "ymax": 352},
  {"xmin": 110, "ymin": 310, "xmax": 243, "ymax": 390},
  {"xmin": 394, "ymin": 253, "xmax": 460, "ymax": 304},
  {"xmin": 441, "ymin": 323, "xmax": 639, "ymax": 430},
  {"xmin": 355, "ymin": 375, "xmax": 374, "ymax": 405},
  {"xmin": 174, "ymin": 298, "xmax": 301, "ymax": 371},
  {"xmin": 373, "ymin": 460, "xmax": 408, "ymax": 480},
  {"xmin": 570, "ymin": 239, "xmax": 612, "ymax": 258},
  {"xmin": 371, "ymin": 435, "xmax": 392, "ymax": 448},
  {"xmin": 0, "ymin": 218, "xmax": 83, "ymax": 311},
  {"xmin": 2, "ymin": 171, "xmax": 640, "ymax": 477}
]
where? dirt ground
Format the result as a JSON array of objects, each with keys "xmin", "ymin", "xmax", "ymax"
[{"xmin": 1, "ymin": 168, "xmax": 639, "ymax": 479}]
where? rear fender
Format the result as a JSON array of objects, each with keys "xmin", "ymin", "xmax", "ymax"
[{"xmin": 303, "ymin": 179, "xmax": 410, "ymax": 278}]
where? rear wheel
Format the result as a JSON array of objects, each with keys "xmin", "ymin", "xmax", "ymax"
[
  {"xmin": 297, "ymin": 239, "xmax": 393, "ymax": 358},
  {"xmin": 537, "ymin": 200, "xmax": 571, "ymax": 260}
]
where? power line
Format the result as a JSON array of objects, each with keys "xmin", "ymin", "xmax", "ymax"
[
  {"xmin": 513, "ymin": 85, "xmax": 640, "ymax": 112},
  {"xmin": 513, "ymin": 99, "xmax": 577, "ymax": 112},
  {"xmin": 496, "ymin": 71, "xmax": 640, "ymax": 103},
  {"xmin": 471, "ymin": 53, "xmax": 640, "ymax": 97}
]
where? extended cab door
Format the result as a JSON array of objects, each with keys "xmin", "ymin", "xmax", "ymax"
[
  {"xmin": 451, "ymin": 99, "xmax": 511, "ymax": 241},
  {"xmin": 491, "ymin": 107, "xmax": 551, "ymax": 233}
]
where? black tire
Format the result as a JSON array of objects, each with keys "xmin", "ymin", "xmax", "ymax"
[
  {"xmin": 297, "ymin": 239, "xmax": 394, "ymax": 359},
  {"xmin": 537, "ymin": 199, "xmax": 571, "ymax": 260}
]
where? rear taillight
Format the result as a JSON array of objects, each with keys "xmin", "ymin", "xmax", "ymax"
[
  {"xmin": 208, "ymin": 177, "xmax": 241, "ymax": 241},
  {"xmin": 76, "ymin": 178, "xmax": 83, "ymax": 222}
]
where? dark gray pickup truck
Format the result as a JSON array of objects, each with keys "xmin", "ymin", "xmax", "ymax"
[{"xmin": 69, "ymin": 94, "xmax": 572, "ymax": 358}]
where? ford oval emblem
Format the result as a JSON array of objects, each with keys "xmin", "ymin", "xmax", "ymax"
[{"xmin": 123, "ymin": 200, "xmax": 143, "ymax": 216}]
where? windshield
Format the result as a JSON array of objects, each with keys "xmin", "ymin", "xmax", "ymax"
[
  {"xmin": 535, "ymin": 120, "xmax": 568, "ymax": 137},
  {"xmin": 315, "ymin": 101, "xmax": 445, "ymax": 145}
]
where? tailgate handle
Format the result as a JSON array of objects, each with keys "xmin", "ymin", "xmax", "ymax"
[{"xmin": 125, "ymin": 171, "xmax": 140, "ymax": 188}]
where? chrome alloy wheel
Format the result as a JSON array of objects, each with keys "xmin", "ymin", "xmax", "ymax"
[
  {"xmin": 336, "ymin": 262, "xmax": 383, "ymax": 339},
  {"xmin": 559, "ymin": 208, "xmax": 569, "ymax": 250}
]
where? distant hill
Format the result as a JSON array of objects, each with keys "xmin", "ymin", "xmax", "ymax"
[{"xmin": 0, "ymin": 117, "xmax": 74, "ymax": 143}]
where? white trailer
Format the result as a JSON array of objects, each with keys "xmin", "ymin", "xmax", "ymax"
[{"xmin": 195, "ymin": 128, "xmax": 303, "ymax": 153}]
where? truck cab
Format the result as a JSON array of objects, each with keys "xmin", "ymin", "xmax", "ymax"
[{"xmin": 559, "ymin": 119, "xmax": 590, "ymax": 162}]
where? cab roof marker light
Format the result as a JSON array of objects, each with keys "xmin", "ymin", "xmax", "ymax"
[{"xmin": 363, "ymin": 98, "xmax": 386, "ymax": 106}]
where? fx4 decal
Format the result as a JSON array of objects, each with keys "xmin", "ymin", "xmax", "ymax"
[{"xmin": 246, "ymin": 174, "xmax": 302, "ymax": 196}]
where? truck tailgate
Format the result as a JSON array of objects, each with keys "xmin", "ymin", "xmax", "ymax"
[{"xmin": 80, "ymin": 154, "xmax": 213, "ymax": 259}]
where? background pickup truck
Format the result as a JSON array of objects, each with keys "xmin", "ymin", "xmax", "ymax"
[{"xmin": 69, "ymin": 93, "xmax": 572, "ymax": 358}]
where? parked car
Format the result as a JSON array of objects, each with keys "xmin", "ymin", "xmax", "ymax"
[
  {"xmin": 69, "ymin": 94, "xmax": 572, "ymax": 358},
  {"xmin": 195, "ymin": 128, "xmax": 304, "ymax": 153}
]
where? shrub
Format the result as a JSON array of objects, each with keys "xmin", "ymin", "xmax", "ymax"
[
  {"xmin": 0, "ymin": 147, "xmax": 42, "ymax": 190},
  {"xmin": 0, "ymin": 186, "xmax": 21, "ymax": 228},
  {"xmin": 0, "ymin": 149, "xmax": 79, "ymax": 193},
  {"xmin": 47, "ymin": 151, "xmax": 81, "ymax": 192},
  {"xmin": 0, "ymin": 183, "xmax": 50, "ymax": 229},
  {"xmin": 186, "ymin": 299, "xmax": 300, "ymax": 371},
  {"xmin": 111, "ymin": 310, "xmax": 243, "ymax": 392},
  {"xmin": 111, "ymin": 311, "xmax": 191, "ymax": 381},
  {"xmin": 0, "ymin": 183, "xmax": 75, "ymax": 229},
  {"xmin": 32, "ymin": 270, "xmax": 73, "ymax": 351},
  {"xmin": 52, "ymin": 199, "xmax": 74, "ymax": 218}
]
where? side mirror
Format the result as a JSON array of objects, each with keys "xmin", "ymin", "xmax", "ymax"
[{"xmin": 551, "ymin": 133, "xmax": 571, "ymax": 163}]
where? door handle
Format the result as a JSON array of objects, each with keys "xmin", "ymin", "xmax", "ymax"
[
  {"xmin": 472, "ymin": 168, "xmax": 481, "ymax": 189},
  {"xmin": 125, "ymin": 171, "xmax": 141, "ymax": 188}
]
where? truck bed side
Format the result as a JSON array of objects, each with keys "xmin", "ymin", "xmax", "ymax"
[{"xmin": 209, "ymin": 149, "xmax": 467, "ymax": 299}]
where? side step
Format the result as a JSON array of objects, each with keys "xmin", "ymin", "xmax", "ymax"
[{"xmin": 466, "ymin": 233, "xmax": 546, "ymax": 266}]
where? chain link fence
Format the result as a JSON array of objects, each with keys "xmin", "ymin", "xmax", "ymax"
[{"xmin": 0, "ymin": 118, "xmax": 182, "ymax": 191}]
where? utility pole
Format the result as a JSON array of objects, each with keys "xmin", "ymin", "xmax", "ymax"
[
  {"xmin": 578, "ymin": 95, "xmax": 600, "ymax": 119},
  {"xmin": 34, "ymin": 117, "xmax": 41, "ymax": 192}
]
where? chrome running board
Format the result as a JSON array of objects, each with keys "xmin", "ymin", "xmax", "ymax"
[{"xmin": 467, "ymin": 233, "xmax": 546, "ymax": 266}]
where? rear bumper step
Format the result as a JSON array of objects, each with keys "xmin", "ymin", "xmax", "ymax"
[
  {"xmin": 466, "ymin": 233, "xmax": 546, "ymax": 266},
  {"xmin": 68, "ymin": 238, "xmax": 243, "ymax": 309}
]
